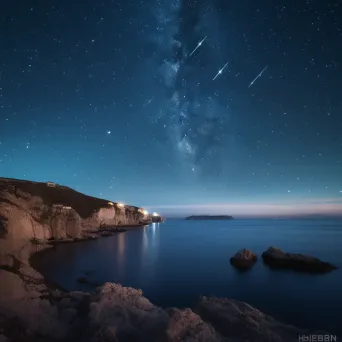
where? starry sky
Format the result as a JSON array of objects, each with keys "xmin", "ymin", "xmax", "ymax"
[{"xmin": 1, "ymin": 0, "xmax": 342, "ymax": 217}]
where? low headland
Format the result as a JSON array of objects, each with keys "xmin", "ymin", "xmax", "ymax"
[{"xmin": 0, "ymin": 177, "xmax": 330, "ymax": 341}]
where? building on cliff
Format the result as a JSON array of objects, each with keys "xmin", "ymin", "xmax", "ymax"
[
  {"xmin": 0, "ymin": 177, "xmax": 147, "ymax": 253},
  {"xmin": 46, "ymin": 181, "xmax": 57, "ymax": 187},
  {"xmin": 52, "ymin": 204, "xmax": 72, "ymax": 210}
]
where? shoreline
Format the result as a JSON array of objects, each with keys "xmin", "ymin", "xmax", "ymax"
[
  {"xmin": 0, "ymin": 224, "xmax": 331, "ymax": 341},
  {"xmin": 0, "ymin": 178, "xmax": 339, "ymax": 340},
  {"xmin": 29, "ymin": 224, "xmax": 147, "ymax": 292}
]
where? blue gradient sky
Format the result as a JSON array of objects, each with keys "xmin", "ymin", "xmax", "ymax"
[{"xmin": 0, "ymin": 0, "xmax": 341, "ymax": 217}]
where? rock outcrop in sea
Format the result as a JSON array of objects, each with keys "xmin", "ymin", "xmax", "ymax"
[
  {"xmin": 230, "ymin": 249, "xmax": 257, "ymax": 270},
  {"xmin": 262, "ymin": 246, "xmax": 338, "ymax": 273}
]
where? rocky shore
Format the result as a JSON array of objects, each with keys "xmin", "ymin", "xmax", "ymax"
[
  {"xmin": 0, "ymin": 178, "xmax": 327, "ymax": 341},
  {"xmin": 0, "ymin": 253, "xmax": 310, "ymax": 342}
]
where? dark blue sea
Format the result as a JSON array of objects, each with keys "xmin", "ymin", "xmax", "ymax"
[{"xmin": 33, "ymin": 218, "xmax": 342, "ymax": 335}]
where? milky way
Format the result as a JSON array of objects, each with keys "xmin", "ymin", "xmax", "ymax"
[
  {"xmin": 1, "ymin": 0, "xmax": 341, "ymax": 213},
  {"xmin": 149, "ymin": 0, "xmax": 233, "ymax": 174}
]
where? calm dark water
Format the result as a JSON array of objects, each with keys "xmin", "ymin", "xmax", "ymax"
[{"xmin": 33, "ymin": 219, "xmax": 342, "ymax": 335}]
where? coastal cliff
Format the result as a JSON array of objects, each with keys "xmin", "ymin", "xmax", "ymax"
[
  {"xmin": 0, "ymin": 177, "xmax": 149, "ymax": 268},
  {"xmin": 0, "ymin": 178, "xmax": 323, "ymax": 341}
]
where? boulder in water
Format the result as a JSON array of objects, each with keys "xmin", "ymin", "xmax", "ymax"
[
  {"xmin": 262, "ymin": 247, "xmax": 337, "ymax": 273},
  {"xmin": 230, "ymin": 249, "xmax": 257, "ymax": 269}
]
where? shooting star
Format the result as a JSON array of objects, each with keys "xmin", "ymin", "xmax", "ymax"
[
  {"xmin": 189, "ymin": 36, "xmax": 207, "ymax": 57},
  {"xmin": 248, "ymin": 65, "xmax": 268, "ymax": 88},
  {"xmin": 213, "ymin": 62, "xmax": 230, "ymax": 81},
  {"xmin": 143, "ymin": 96, "xmax": 155, "ymax": 107}
]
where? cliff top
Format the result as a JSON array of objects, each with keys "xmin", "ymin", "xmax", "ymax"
[{"xmin": 0, "ymin": 177, "xmax": 137, "ymax": 219}]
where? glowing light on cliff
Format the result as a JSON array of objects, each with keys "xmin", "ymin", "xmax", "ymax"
[
  {"xmin": 138, "ymin": 208, "xmax": 149, "ymax": 215},
  {"xmin": 108, "ymin": 202, "xmax": 114, "ymax": 206},
  {"xmin": 116, "ymin": 202, "xmax": 124, "ymax": 208},
  {"xmin": 152, "ymin": 212, "xmax": 159, "ymax": 216}
]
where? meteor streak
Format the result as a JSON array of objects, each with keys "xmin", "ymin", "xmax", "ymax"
[
  {"xmin": 189, "ymin": 36, "xmax": 207, "ymax": 57},
  {"xmin": 213, "ymin": 62, "xmax": 230, "ymax": 81},
  {"xmin": 143, "ymin": 96, "xmax": 155, "ymax": 107},
  {"xmin": 248, "ymin": 65, "xmax": 268, "ymax": 88}
]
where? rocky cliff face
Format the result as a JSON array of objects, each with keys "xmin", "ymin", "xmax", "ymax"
[{"xmin": 0, "ymin": 178, "xmax": 147, "ymax": 268}]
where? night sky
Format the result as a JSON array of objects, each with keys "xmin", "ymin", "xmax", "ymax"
[{"xmin": 1, "ymin": 0, "xmax": 341, "ymax": 217}]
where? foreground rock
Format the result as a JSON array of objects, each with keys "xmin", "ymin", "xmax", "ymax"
[
  {"xmin": 230, "ymin": 249, "xmax": 257, "ymax": 270},
  {"xmin": 197, "ymin": 296, "xmax": 303, "ymax": 342},
  {"xmin": 86, "ymin": 283, "xmax": 169, "ymax": 341},
  {"xmin": 0, "ymin": 264, "xmax": 322, "ymax": 342},
  {"xmin": 166, "ymin": 308, "xmax": 224, "ymax": 342},
  {"xmin": 0, "ymin": 268, "xmax": 69, "ymax": 340},
  {"xmin": 262, "ymin": 247, "xmax": 338, "ymax": 273}
]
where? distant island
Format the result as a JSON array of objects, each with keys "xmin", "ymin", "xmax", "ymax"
[{"xmin": 185, "ymin": 215, "xmax": 234, "ymax": 220}]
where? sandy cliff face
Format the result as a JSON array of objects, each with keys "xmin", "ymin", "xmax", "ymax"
[
  {"xmin": 0, "ymin": 178, "xmax": 146, "ymax": 268},
  {"xmin": 50, "ymin": 207, "xmax": 82, "ymax": 239},
  {"xmin": 82, "ymin": 206, "xmax": 145, "ymax": 230},
  {"xmin": 0, "ymin": 191, "xmax": 46, "ymax": 266}
]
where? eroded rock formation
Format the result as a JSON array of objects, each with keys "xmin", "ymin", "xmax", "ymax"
[
  {"xmin": 0, "ymin": 267, "xmax": 311, "ymax": 342},
  {"xmin": 196, "ymin": 296, "xmax": 302, "ymax": 341},
  {"xmin": 0, "ymin": 178, "xmax": 149, "ymax": 269}
]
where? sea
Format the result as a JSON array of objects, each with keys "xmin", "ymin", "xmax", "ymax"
[{"xmin": 32, "ymin": 218, "xmax": 342, "ymax": 336}]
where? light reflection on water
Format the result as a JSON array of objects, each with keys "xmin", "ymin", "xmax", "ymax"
[{"xmin": 33, "ymin": 219, "xmax": 342, "ymax": 335}]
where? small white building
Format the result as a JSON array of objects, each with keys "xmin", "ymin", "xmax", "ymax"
[
  {"xmin": 108, "ymin": 202, "xmax": 114, "ymax": 206},
  {"xmin": 47, "ymin": 182, "xmax": 56, "ymax": 187},
  {"xmin": 52, "ymin": 204, "xmax": 72, "ymax": 210}
]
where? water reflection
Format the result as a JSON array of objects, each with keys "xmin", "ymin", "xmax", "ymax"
[
  {"xmin": 32, "ymin": 219, "xmax": 342, "ymax": 336},
  {"xmin": 115, "ymin": 232, "xmax": 126, "ymax": 278},
  {"xmin": 140, "ymin": 223, "xmax": 160, "ymax": 284},
  {"xmin": 151, "ymin": 222, "xmax": 159, "ymax": 246},
  {"xmin": 117, "ymin": 233, "xmax": 125, "ymax": 257},
  {"xmin": 142, "ymin": 225, "xmax": 149, "ymax": 255}
]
